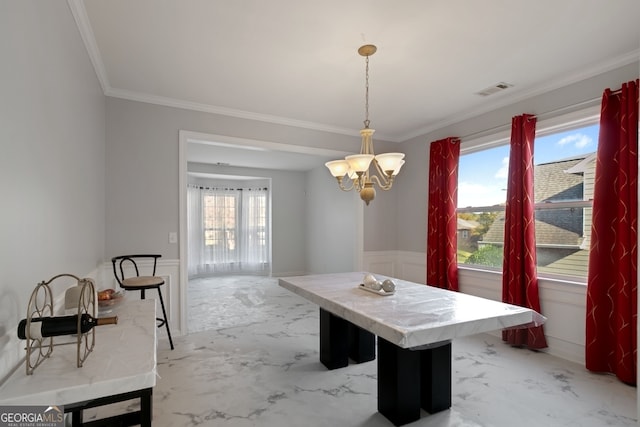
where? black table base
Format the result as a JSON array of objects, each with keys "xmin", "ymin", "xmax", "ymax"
[
  {"xmin": 319, "ymin": 308, "xmax": 375, "ymax": 368},
  {"xmin": 378, "ymin": 337, "xmax": 451, "ymax": 426},
  {"xmin": 318, "ymin": 308, "xmax": 451, "ymax": 426}
]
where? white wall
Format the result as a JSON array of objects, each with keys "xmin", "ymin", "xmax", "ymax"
[
  {"xmin": 305, "ymin": 166, "xmax": 361, "ymax": 274},
  {"xmin": 0, "ymin": 1, "xmax": 106, "ymax": 381}
]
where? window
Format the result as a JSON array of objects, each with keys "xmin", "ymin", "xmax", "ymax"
[
  {"xmin": 188, "ymin": 185, "xmax": 270, "ymax": 277},
  {"xmin": 457, "ymin": 121, "xmax": 599, "ymax": 280},
  {"xmin": 203, "ymin": 193, "xmax": 237, "ymax": 249}
]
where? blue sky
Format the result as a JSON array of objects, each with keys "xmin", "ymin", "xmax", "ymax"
[{"xmin": 457, "ymin": 123, "xmax": 599, "ymax": 208}]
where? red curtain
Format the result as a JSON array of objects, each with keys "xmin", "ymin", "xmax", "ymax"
[
  {"xmin": 427, "ymin": 137, "xmax": 460, "ymax": 291},
  {"xmin": 502, "ymin": 114, "xmax": 547, "ymax": 349},
  {"xmin": 585, "ymin": 79, "xmax": 639, "ymax": 385}
]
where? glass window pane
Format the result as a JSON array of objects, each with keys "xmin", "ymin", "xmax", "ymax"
[{"xmin": 457, "ymin": 123, "xmax": 598, "ymax": 279}]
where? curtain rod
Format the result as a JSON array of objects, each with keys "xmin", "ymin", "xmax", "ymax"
[
  {"xmin": 459, "ymin": 95, "xmax": 603, "ymax": 141},
  {"xmin": 189, "ymin": 185, "xmax": 268, "ymax": 191}
]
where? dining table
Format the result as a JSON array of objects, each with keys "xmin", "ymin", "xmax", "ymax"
[{"xmin": 279, "ymin": 272, "xmax": 546, "ymax": 426}]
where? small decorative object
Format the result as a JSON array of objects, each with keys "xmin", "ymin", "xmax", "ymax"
[
  {"xmin": 370, "ymin": 280, "xmax": 383, "ymax": 291},
  {"xmin": 363, "ymin": 273, "xmax": 378, "ymax": 288},
  {"xmin": 65, "ymin": 279, "xmax": 98, "ymax": 315},
  {"xmin": 382, "ymin": 279, "xmax": 396, "ymax": 293},
  {"xmin": 17, "ymin": 313, "xmax": 117, "ymax": 339},
  {"xmin": 98, "ymin": 289, "xmax": 126, "ymax": 314},
  {"xmin": 358, "ymin": 283, "xmax": 395, "ymax": 296},
  {"xmin": 358, "ymin": 273, "xmax": 396, "ymax": 296},
  {"xmin": 21, "ymin": 274, "xmax": 105, "ymax": 375}
]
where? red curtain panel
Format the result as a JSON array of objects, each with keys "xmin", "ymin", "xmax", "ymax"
[
  {"xmin": 427, "ymin": 137, "xmax": 460, "ymax": 291},
  {"xmin": 586, "ymin": 79, "xmax": 639, "ymax": 385},
  {"xmin": 501, "ymin": 114, "xmax": 548, "ymax": 349}
]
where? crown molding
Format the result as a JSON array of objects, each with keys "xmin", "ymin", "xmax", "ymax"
[
  {"xmin": 67, "ymin": 0, "xmax": 110, "ymax": 94},
  {"xmin": 105, "ymin": 87, "xmax": 371, "ymax": 139},
  {"xmin": 181, "ymin": 130, "xmax": 351, "ymax": 158}
]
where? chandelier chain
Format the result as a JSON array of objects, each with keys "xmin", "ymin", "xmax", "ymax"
[{"xmin": 364, "ymin": 55, "xmax": 370, "ymax": 129}]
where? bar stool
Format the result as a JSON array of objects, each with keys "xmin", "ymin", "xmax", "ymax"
[{"xmin": 111, "ymin": 254, "xmax": 174, "ymax": 350}]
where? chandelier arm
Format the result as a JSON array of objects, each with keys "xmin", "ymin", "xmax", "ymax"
[
  {"xmin": 336, "ymin": 177, "xmax": 356, "ymax": 192},
  {"xmin": 372, "ymin": 159, "xmax": 391, "ymax": 183},
  {"xmin": 368, "ymin": 173, "xmax": 395, "ymax": 190}
]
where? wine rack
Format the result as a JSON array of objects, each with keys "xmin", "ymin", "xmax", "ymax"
[{"xmin": 24, "ymin": 274, "xmax": 96, "ymax": 375}]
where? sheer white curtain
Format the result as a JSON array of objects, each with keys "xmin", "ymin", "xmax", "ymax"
[
  {"xmin": 240, "ymin": 188, "xmax": 270, "ymax": 274},
  {"xmin": 187, "ymin": 184, "xmax": 204, "ymax": 277},
  {"xmin": 187, "ymin": 184, "xmax": 270, "ymax": 277}
]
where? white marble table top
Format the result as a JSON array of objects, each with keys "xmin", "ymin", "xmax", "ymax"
[
  {"xmin": 0, "ymin": 299, "xmax": 157, "ymax": 405},
  {"xmin": 279, "ymin": 272, "xmax": 546, "ymax": 349}
]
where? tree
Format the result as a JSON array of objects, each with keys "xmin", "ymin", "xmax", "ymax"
[{"xmin": 465, "ymin": 245, "xmax": 503, "ymax": 268}]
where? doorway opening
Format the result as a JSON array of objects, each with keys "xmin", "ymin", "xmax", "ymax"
[{"xmin": 178, "ymin": 130, "xmax": 354, "ymax": 335}]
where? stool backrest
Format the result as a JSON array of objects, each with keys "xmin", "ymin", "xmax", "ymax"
[{"xmin": 111, "ymin": 254, "xmax": 161, "ymax": 287}]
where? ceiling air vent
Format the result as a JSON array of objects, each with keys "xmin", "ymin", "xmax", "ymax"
[{"xmin": 475, "ymin": 82, "xmax": 514, "ymax": 97}]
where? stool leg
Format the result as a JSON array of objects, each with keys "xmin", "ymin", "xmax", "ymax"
[{"xmin": 156, "ymin": 287, "xmax": 174, "ymax": 350}]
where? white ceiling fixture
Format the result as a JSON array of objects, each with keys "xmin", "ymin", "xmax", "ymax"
[
  {"xmin": 476, "ymin": 82, "xmax": 514, "ymax": 97},
  {"xmin": 325, "ymin": 45, "xmax": 404, "ymax": 206}
]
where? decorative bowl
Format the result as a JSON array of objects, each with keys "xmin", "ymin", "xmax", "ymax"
[{"xmin": 98, "ymin": 289, "xmax": 126, "ymax": 308}]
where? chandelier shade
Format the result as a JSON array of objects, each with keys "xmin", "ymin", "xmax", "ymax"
[
  {"xmin": 346, "ymin": 154, "xmax": 375, "ymax": 173},
  {"xmin": 325, "ymin": 160, "xmax": 350, "ymax": 177},
  {"xmin": 325, "ymin": 44, "xmax": 405, "ymax": 206},
  {"xmin": 375, "ymin": 153, "xmax": 405, "ymax": 174}
]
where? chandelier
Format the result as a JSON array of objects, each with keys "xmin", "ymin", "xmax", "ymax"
[{"xmin": 325, "ymin": 44, "xmax": 405, "ymax": 206}]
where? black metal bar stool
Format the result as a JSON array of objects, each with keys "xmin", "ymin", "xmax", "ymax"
[{"xmin": 111, "ymin": 254, "xmax": 174, "ymax": 350}]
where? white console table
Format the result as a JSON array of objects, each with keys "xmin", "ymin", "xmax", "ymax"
[
  {"xmin": 279, "ymin": 272, "xmax": 545, "ymax": 426},
  {"xmin": 0, "ymin": 299, "xmax": 157, "ymax": 426}
]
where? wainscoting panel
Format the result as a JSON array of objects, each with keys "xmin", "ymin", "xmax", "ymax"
[
  {"xmin": 362, "ymin": 250, "xmax": 397, "ymax": 277},
  {"xmin": 397, "ymin": 251, "xmax": 427, "ymax": 284}
]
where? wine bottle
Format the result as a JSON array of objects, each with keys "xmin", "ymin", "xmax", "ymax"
[{"xmin": 17, "ymin": 314, "xmax": 118, "ymax": 340}]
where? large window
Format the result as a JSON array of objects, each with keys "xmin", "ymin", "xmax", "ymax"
[
  {"xmin": 203, "ymin": 193, "xmax": 237, "ymax": 249},
  {"xmin": 188, "ymin": 185, "xmax": 270, "ymax": 277},
  {"xmin": 457, "ymin": 121, "xmax": 599, "ymax": 280}
]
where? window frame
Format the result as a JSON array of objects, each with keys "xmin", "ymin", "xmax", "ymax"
[{"xmin": 456, "ymin": 105, "xmax": 601, "ymax": 284}]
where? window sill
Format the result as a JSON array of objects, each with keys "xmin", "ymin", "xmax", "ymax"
[{"xmin": 457, "ymin": 264, "xmax": 587, "ymax": 287}]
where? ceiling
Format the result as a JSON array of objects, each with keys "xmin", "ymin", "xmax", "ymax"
[{"xmin": 72, "ymin": 0, "xmax": 639, "ymax": 171}]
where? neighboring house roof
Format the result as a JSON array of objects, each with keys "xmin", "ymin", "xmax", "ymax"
[
  {"xmin": 480, "ymin": 154, "xmax": 594, "ymax": 247},
  {"xmin": 537, "ymin": 249, "xmax": 589, "ymax": 278},
  {"xmin": 457, "ymin": 218, "xmax": 479, "ymax": 231},
  {"xmin": 535, "ymin": 156, "xmax": 585, "ymax": 202},
  {"xmin": 564, "ymin": 153, "xmax": 597, "ymax": 174},
  {"xmin": 481, "ymin": 215, "xmax": 584, "ymax": 246}
]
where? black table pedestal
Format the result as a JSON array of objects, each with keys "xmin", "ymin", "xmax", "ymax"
[
  {"xmin": 319, "ymin": 308, "xmax": 375, "ymax": 369},
  {"xmin": 378, "ymin": 337, "xmax": 452, "ymax": 426},
  {"xmin": 318, "ymin": 309, "xmax": 452, "ymax": 426}
]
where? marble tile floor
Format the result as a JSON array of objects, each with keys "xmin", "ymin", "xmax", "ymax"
[{"xmin": 87, "ymin": 275, "xmax": 636, "ymax": 427}]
